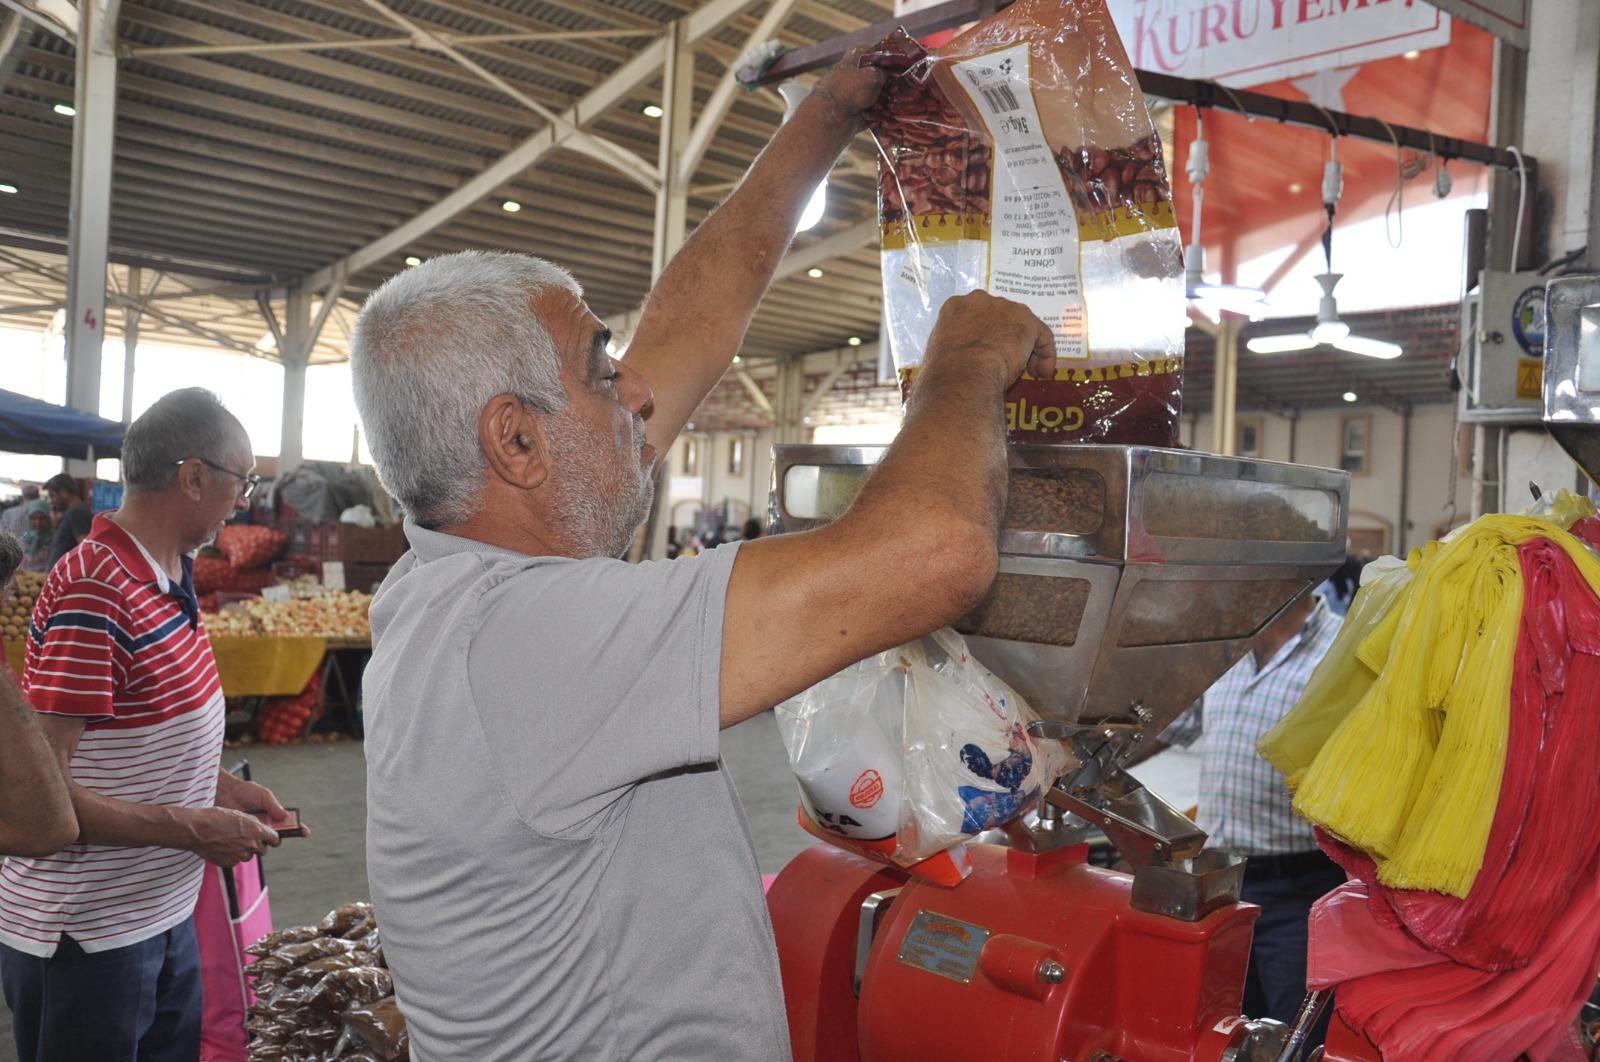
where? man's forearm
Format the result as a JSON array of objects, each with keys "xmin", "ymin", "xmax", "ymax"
[
  {"xmin": 857, "ymin": 354, "xmax": 1014, "ymax": 544},
  {"xmin": 626, "ymin": 69, "xmax": 878, "ymax": 440},
  {"xmin": 69, "ymin": 781, "xmax": 200, "ymax": 851},
  {"xmin": 662, "ymin": 89, "xmax": 862, "ymax": 306},
  {"xmin": 0, "ymin": 674, "xmax": 76, "ymax": 854}
]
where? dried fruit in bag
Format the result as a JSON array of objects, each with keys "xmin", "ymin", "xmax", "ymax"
[
  {"xmin": 862, "ymin": 0, "xmax": 1184, "ymax": 446},
  {"xmin": 319, "ymin": 900, "xmax": 374, "ymax": 937},
  {"xmin": 247, "ymin": 925, "xmax": 320, "ymax": 957},
  {"xmin": 341, "ymin": 996, "xmax": 410, "ymax": 1061},
  {"xmin": 304, "ymin": 964, "xmax": 393, "ymax": 1017}
]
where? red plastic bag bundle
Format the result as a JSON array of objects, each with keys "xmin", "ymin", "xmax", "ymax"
[
  {"xmin": 861, "ymin": 0, "xmax": 1184, "ymax": 446},
  {"xmin": 1308, "ymin": 537, "xmax": 1600, "ymax": 1061}
]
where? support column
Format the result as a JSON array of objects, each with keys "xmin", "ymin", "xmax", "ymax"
[
  {"xmin": 1209, "ymin": 315, "xmax": 1240, "ymax": 455},
  {"xmin": 279, "ymin": 288, "xmax": 312, "ymax": 476},
  {"xmin": 63, "ymin": 0, "xmax": 121, "ymax": 473},
  {"xmin": 120, "ymin": 266, "xmax": 140, "ymax": 423},
  {"xmin": 651, "ymin": 18, "xmax": 694, "ymax": 277},
  {"xmin": 638, "ymin": 18, "xmax": 696, "ymax": 560},
  {"xmin": 773, "ymin": 357, "xmax": 808, "ymax": 445}
]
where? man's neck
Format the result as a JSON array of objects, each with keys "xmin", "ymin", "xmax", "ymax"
[
  {"xmin": 444, "ymin": 493, "xmax": 587, "ymax": 560},
  {"xmin": 1251, "ymin": 611, "xmax": 1312, "ymax": 670},
  {"xmin": 107, "ymin": 499, "xmax": 188, "ymax": 582}
]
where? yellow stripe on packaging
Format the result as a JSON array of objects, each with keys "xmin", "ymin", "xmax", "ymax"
[{"xmin": 879, "ymin": 200, "xmax": 1177, "ymax": 251}]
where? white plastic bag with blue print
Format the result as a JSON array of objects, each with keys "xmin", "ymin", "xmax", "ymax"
[
  {"xmin": 897, "ymin": 627, "xmax": 1067, "ymax": 860},
  {"xmin": 776, "ymin": 626, "xmax": 1067, "ymax": 869}
]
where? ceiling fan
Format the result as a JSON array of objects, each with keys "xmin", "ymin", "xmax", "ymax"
[
  {"xmin": 1184, "ymin": 113, "xmax": 1267, "ymax": 316},
  {"xmin": 1244, "ymin": 150, "xmax": 1402, "ymax": 359}
]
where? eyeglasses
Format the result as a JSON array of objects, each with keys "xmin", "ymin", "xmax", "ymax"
[{"xmin": 176, "ymin": 458, "xmax": 261, "ymax": 500}]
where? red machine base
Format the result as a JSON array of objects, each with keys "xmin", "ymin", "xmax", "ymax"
[{"xmin": 768, "ymin": 842, "xmax": 1267, "ymax": 1062}]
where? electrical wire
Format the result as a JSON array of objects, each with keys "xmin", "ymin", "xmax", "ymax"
[
  {"xmin": 1508, "ymin": 145, "xmax": 1528, "ymax": 271},
  {"xmin": 1538, "ymin": 246, "xmax": 1589, "ymax": 276},
  {"xmin": 1213, "ymin": 82, "xmax": 1257, "ymax": 124},
  {"xmin": 1379, "ymin": 117, "xmax": 1404, "ymax": 248}
]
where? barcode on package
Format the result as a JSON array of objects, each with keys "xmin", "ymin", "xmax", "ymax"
[{"xmin": 979, "ymin": 83, "xmax": 1020, "ymax": 113}]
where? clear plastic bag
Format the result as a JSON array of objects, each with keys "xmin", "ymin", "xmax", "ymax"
[
  {"xmin": 777, "ymin": 628, "xmax": 1068, "ymax": 876},
  {"xmin": 861, "ymin": 0, "xmax": 1185, "ymax": 446}
]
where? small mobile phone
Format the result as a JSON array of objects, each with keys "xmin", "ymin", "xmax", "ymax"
[{"xmin": 258, "ymin": 807, "xmax": 306, "ymax": 839}]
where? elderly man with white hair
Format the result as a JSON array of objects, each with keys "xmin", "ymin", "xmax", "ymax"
[{"xmin": 350, "ymin": 55, "xmax": 1058, "ymax": 1061}]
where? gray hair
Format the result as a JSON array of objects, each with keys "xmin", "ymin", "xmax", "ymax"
[
  {"xmin": 350, "ymin": 250, "xmax": 581, "ymax": 529},
  {"xmin": 121, "ymin": 388, "xmax": 247, "ymax": 493}
]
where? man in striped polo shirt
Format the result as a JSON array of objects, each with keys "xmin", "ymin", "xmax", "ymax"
[{"xmin": 0, "ymin": 388, "xmax": 298, "ymax": 1062}]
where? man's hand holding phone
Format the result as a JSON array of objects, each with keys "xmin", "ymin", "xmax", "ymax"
[{"xmin": 255, "ymin": 807, "xmax": 306, "ymax": 839}]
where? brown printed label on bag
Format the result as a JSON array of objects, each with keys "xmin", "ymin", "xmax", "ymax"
[{"xmin": 901, "ymin": 360, "xmax": 1182, "ymax": 445}]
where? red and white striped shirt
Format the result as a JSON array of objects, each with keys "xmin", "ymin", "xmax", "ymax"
[{"xmin": 0, "ymin": 515, "xmax": 224, "ymax": 956}]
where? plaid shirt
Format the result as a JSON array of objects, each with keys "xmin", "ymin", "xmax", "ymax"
[{"xmin": 1162, "ymin": 596, "xmax": 1341, "ymax": 856}]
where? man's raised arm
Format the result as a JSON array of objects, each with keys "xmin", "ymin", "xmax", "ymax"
[{"xmin": 625, "ymin": 55, "xmax": 886, "ymax": 456}]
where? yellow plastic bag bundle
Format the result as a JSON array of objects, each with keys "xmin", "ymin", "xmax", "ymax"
[
  {"xmin": 1258, "ymin": 556, "xmax": 1412, "ymax": 789},
  {"xmin": 1264, "ymin": 493, "xmax": 1600, "ymax": 898}
]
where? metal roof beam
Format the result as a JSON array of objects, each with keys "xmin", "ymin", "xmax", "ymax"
[
  {"xmin": 349, "ymin": 0, "xmax": 657, "ymax": 191},
  {"xmin": 771, "ymin": 217, "xmax": 877, "ymax": 280},
  {"xmin": 301, "ymin": 0, "xmax": 767, "ymax": 295},
  {"xmin": 122, "ymin": 26, "xmax": 652, "ymax": 59},
  {"xmin": 677, "ymin": 0, "xmax": 802, "ymax": 186}
]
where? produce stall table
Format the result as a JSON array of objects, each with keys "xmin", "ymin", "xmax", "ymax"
[
  {"xmin": 319, "ymin": 640, "xmax": 372, "ymax": 735},
  {"xmin": 208, "ymin": 635, "xmax": 328, "ymax": 697}
]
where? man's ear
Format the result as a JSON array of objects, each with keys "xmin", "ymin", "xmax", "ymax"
[
  {"xmin": 479, "ymin": 394, "xmax": 549, "ymax": 490},
  {"xmin": 174, "ymin": 459, "xmax": 206, "ymax": 502}
]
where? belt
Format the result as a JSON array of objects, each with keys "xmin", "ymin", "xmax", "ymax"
[{"xmin": 1242, "ymin": 849, "xmax": 1337, "ymax": 881}]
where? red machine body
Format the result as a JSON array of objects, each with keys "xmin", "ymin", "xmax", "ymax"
[{"xmin": 768, "ymin": 841, "xmax": 1270, "ymax": 1062}]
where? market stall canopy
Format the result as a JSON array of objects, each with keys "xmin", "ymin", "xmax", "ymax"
[{"xmin": 0, "ymin": 389, "xmax": 123, "ymax": 459}]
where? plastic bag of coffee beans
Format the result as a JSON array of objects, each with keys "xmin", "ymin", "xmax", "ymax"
[{"xmin": 862, "ymin": 0, "xmax": 1185, "ymax": 446}]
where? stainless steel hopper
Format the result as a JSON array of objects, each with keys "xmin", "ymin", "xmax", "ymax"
[
  {"xmin": 771, "ymin": 443, "xmax": 1351, "ymax": 740},
  {"xmin": 1543, "ymin": 274, "xmax": 1600, "ymax": 484},
  {"xmin": 773, "ymin": 443, "xmax": 1349, "ymax": 917}
]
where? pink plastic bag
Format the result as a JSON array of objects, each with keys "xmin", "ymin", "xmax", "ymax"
[
  {"xmin": 196, "ymin": 761, "xmax": 276, "ymax": 1062},
  {"xmin": 196, "ymin": 856, "xmax": 273, "ymax": 1062},
  {"xmin": 1307, "ymin": 881, "xmax": 1447, "ymax": 989}
]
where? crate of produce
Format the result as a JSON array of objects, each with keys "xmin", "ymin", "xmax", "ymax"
[
  {"xmin": 339, "ymin": 561, "xmax": 394, "ymax": 593},
  {"xmin": 309, "ymin": 522, "xmax": 406, "ymax": 564}
]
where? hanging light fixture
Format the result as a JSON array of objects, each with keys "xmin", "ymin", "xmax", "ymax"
[
  {"xmin": 1184, "ymin": 112, "xmax": 1267, "ymax": 315},
  {"xmin": 1245, "ymin": 142, "xmax": 1402, "ymax": 360}
]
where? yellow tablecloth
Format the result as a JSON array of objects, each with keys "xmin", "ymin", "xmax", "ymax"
[
  {"xmin": 4, "ymin": 635, "xmax": 329, "ymax": 698},
  {"xmin": 208, "ymin": 636, "xmax": 328, "ymax": 697}
]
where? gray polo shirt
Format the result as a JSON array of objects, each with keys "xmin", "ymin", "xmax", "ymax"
[{"xmin": 363, "ymin": 522, "xmax": 789, "ymax": 1061}]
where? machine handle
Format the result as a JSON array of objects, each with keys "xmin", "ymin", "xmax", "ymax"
[
  {"xmin": 1273, "ymin": 990, "xmax": 1332, "ymax": 1062},
  {"xmin": 855, "ymin": 889, "xmax": 900, "ymax": 998}
]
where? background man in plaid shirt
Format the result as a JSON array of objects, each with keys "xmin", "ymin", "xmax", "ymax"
[{"xmin": 1138, "ymin": 590, "xmax": 1346, "ymax": 1031}]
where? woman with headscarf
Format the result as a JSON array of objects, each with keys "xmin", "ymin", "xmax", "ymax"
[{"xmin": 20, "ymin": 498, "xmax": 52, "ymax": 573}]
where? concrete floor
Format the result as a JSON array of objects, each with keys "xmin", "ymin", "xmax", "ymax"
[{"xmin": 0, "ymin": 716, "xmax": 1200, "ymax": 1061}]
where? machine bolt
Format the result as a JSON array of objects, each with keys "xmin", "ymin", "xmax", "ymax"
[{"xmin": 1038, "ymin": 960, "xmax": 1065, "ymax": 984}]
